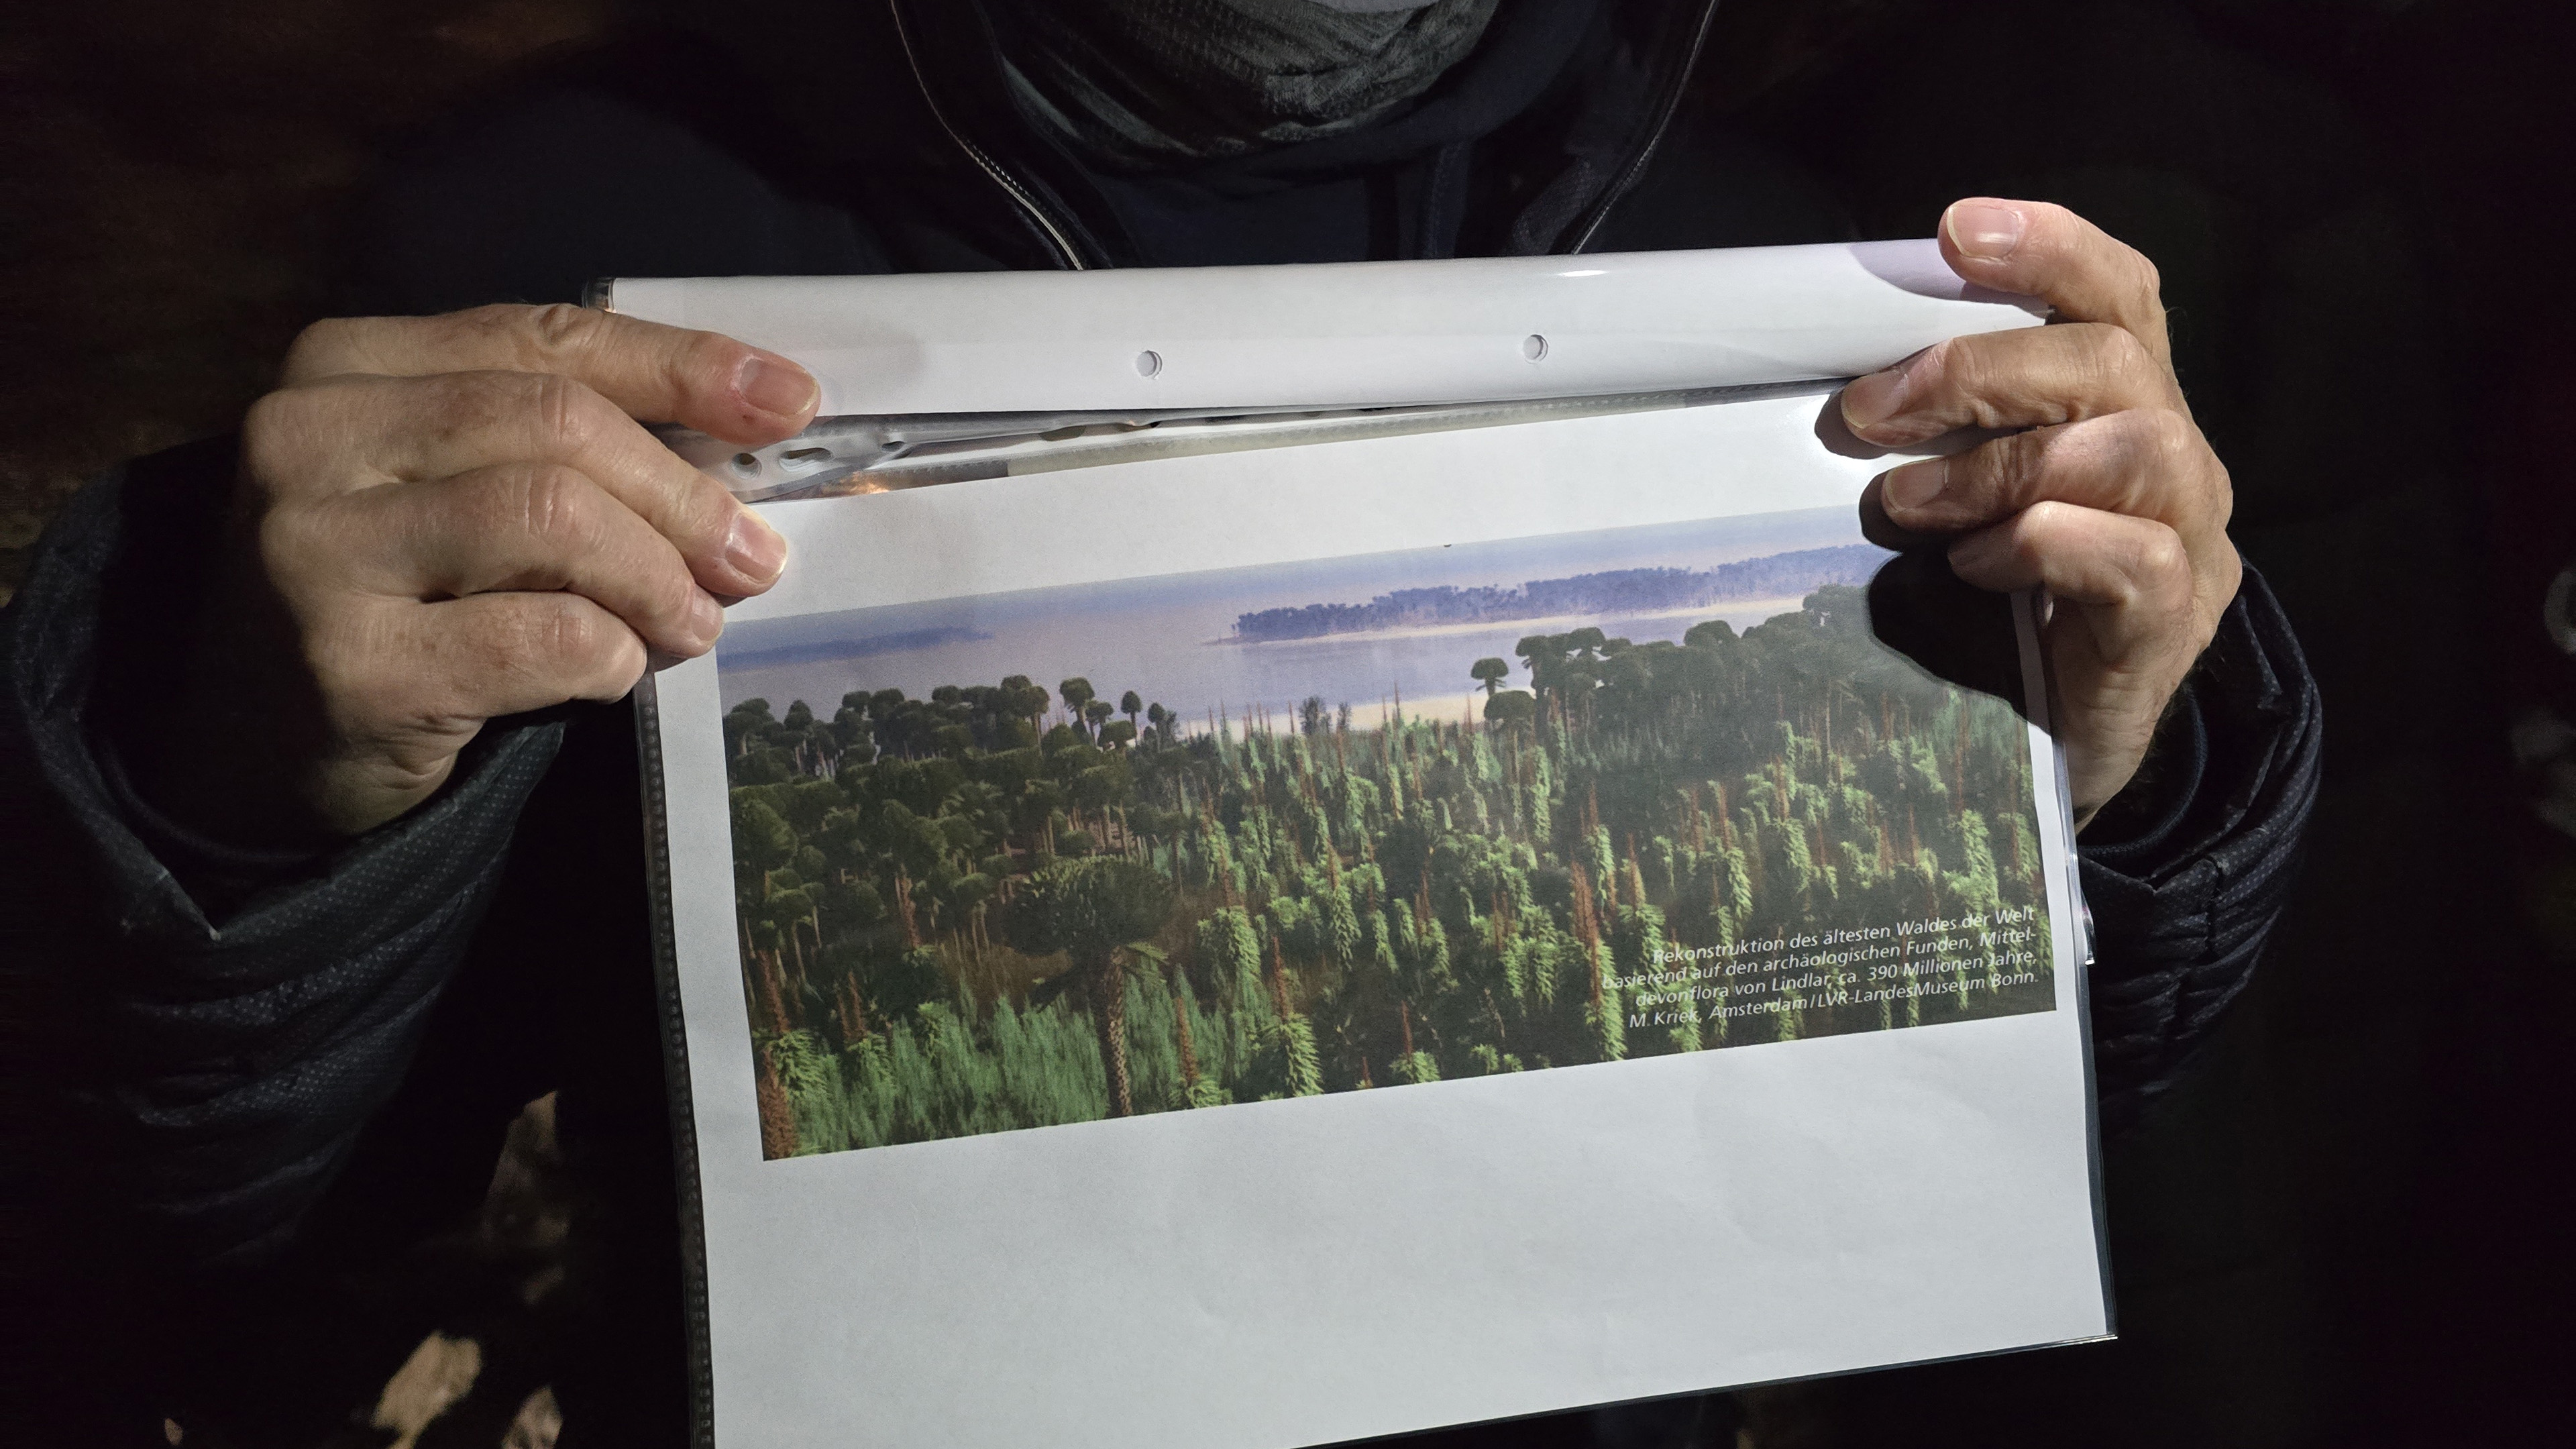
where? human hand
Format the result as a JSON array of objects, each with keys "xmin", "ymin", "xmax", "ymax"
[
  {"xmin": 1841, "ymin": 199, "xmax": 2240, "ymax": 829},
  {"xmin": 152, "ymin": 305, "xmax": 816, "ymax": 841}
]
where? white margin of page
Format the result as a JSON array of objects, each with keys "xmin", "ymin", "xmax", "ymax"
[{"xmin": 647, "ymin": 391, "xmax": 2110, "ymax": 1449}]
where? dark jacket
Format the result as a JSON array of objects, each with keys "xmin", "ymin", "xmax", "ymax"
[{"xmin": 1, "ymin": 0, "xmax": 2320, "ymax": 1421}]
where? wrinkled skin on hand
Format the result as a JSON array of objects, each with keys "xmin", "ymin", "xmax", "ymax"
[
  {"xmin": 145, "ymin": 305, "xmax": 819, "ymax": 841},
  {"xmin": 1841, "ymin": 199, "xmax": 2241, "ymax": 830}
]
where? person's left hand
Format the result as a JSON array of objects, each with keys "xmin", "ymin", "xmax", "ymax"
[{"xmin": 1840, "ymin": 197, "xmax": 2240, "ymax": 829}]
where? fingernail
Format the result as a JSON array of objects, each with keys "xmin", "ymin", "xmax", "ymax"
[
  {"xmin": 1841, "ymin": 368, "xmax": 1911, "ymax": 433},
  {"xmin": 688, "ymin": 590, "xmax": 725, "ymax": 647},
  {"xmin": 1882, "ymin": 459, "xmax": 1947, "ymax": 513},
  {"xmin": 726, "ymin": 510, "xmax": 788, "ymax": 584},
  {"xmin": 1946, "ymin": 201, "xmax": 2026, "ymax": 260},
  {"xmin": 737, "ymin": 352, "xmax": 818, "ymax": 420}
]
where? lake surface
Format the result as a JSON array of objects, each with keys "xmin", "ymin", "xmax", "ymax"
[{"xmin": 718, "ymin": 507, "xmax": 1888, "ymax": 732}]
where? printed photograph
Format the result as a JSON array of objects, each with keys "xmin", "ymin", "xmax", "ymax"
[{"xmin": 717, "ymin": 506, "xmax": 2055, "ymax": 1159}]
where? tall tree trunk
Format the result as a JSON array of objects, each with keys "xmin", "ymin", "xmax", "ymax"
[
  {"xmin": 1094, "ymin": 961, "xmax": 1133, "ymax": 1118},
  {"xmin": 757, "ymin": 951, "xmax": 792, "ymax": 1036},
  {"xmin": 1173, "ymin": 987, "xmax": 1199, "ymax": 1089},
  {"xmin": 756, "ymin": 1044, "xmax": 799, "ymax": 1159}
]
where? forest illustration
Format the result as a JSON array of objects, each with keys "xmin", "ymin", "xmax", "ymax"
[{"xmin": 722, "ymin": 553, "xmax": 2055, "ymax": 1159}]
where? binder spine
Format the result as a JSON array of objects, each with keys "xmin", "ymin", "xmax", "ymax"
[{"xmin": 633, "ymin": 675, "xmax": 720, "ymax": 1448}]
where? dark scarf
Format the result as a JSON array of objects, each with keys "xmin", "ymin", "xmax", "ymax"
[{"xmin": 991, "ymin": 0, "xmax": 1501, "ymax": 169}]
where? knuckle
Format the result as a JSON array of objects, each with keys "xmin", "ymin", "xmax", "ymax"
[
  {"xmin": 281, "ymin": 317, "xmax": 357, "ymax": 377},
  {"xmin": 239, "ymin": 390, "xmax": 309, "ymax": 482},
  {"xmin": 2009, "ymin": 523, "xmax": 2055, "ymax": 574},
  {"xmin": 508, "ymin": 595, "xmax": 643, "ymax": 698},
  {"xmin": 2130, "ymin": 250, "xmax": 2164, "ymax": 306},
  {"xmin": 1953, "ymin": 434, "xmax": 2019, "ymax": 505},
  {"xmin": 1937, "ymin": 343, "xmax": 2009, "ymax": 429},
  {"xmin": 523, "ymin": 302, "xmax": 610, "ymax": 364},
  {"xmin": 474, "ymin": 596, "xmax": 606, "ymax": 692},
  {"xmin": 452, "ymin": 303, "xmax": 529, "ymax": 335},
  {"xmin": 2017, "ymin": 498, "xmax": 2078, "ymax": 541},
  {"xmin": 2204, "ymin": 456, "xmax": 2236, "ymax": 532},
  {"xmin": 1998, "ymin": 427, "xmax": 2056, "ymax": 494},
  {"xmin": 525, "ymin": 372, "xmax": 600, "ymax": 453},
  {"xmin": 2141, "ymin": 407, "xmax": 2199, "ymax": 472},
  {"xmin": 647, "ymin": 559, "xmax": 700, "ymax": 632},
  {"xmin": 2133, "ymin": 525, "xmax": 2191, "ymax": 588},
  {"xmin": 2002, "ymin": 506, "xmax": 2063, "ymax": 568},
  {"xmin": 2105, "ymin": 409, "xmax": 2205, "ymax": 521},
  {"xmin": 531, "ymin": 594, "xmax": 625, "ymax": 671},
  {"xmin": 508, "ymin": 464, "xmax": 600, "ymax": 548},
  {"xmin": 543, "ymin": 599, "xmax": 606, "ymax": 665},
  {"xmin": 446, "ymin": 303, "xmax": 552, "ymax": 362},
  {"xmin": 602, "ymin": 633, "xmax": 649, "ymax": 695},
  {"xmin": 674, "ymin": 474, "xmax": 739, "ymax": 547},
  {"xmin": 680, "ymin": 327, "xmax": 743, "ymax": 392},
  {"xmin": 2083, "ymin": 324, "xmax": 2154, "ymax": 389}
]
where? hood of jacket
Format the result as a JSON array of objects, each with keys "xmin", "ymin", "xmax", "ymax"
[{"xmin": 632, "ymin": 0, "xmax": 1721, "ymax": 268}]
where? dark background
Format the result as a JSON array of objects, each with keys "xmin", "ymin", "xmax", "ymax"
[{"xmin": 4, "ymin": 1, "xmax": 2571, "ymax": 1444}]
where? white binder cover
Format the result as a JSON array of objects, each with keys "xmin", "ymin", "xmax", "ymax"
[{"xmin": 624, "ymin": 244, "xmax": 2109, "ymax": 1449}]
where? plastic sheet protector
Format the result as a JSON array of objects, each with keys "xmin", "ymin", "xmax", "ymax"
[{"xmin": 622, "ymin": 242, "xmax": 2111, "ymax": 1448}]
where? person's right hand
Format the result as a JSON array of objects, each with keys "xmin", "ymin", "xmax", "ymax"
[{"xmin": 148, "ymin": 305, "xmax": 818, "ymax": 842}]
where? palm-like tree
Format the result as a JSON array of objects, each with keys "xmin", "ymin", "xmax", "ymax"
[
  {"xmin": 1059, "ymin": 677, "xmax": 1096, "ymax": 738},
  {"xmin": 1483, "ymin": 689, "xmax": 1536, "ymax": 731},
  {"xmin": 1470, "ymin": 657, "xmax": 1510, "ymax": 697},
  {"xmin": 1001, "ymin": 858, "xmax": 1174, "ymax": 1118},
  {"xmin": 1000, "ymin": 674, "xmax": 1051, "ymax": 739}
]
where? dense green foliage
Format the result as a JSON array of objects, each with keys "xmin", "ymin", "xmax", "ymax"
[{"xmin": 727, "ymin": 586, "xmax": 2052, "ymax": 1157}]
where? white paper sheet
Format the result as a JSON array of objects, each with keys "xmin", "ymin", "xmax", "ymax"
[
  {"xmin": 605, "ymin": 239, "xmax": 2043, "ymax": 415},
  {"xmin": 625, "ymin": 246, "xmax": 2106, "ymax": 1449}
]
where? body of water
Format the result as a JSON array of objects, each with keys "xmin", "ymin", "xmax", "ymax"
[{"xmin": 717, "ymin": 508, "xmax": 1887, "ymax": 732}]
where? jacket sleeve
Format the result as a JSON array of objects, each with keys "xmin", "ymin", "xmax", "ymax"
[
  {"xmin": 2076, "ymin": 565, "xmax": 2322, "ymax": 1128},
  {"xmin": 0, "ymin": 441, "xmax": 566, "ymax": 1275}
]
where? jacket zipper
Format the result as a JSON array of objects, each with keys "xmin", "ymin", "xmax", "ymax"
[
  {"xmin": 888, "ymin": 1, "xmax": 1091, "ymax": 271},
  {"xmin": 1564, "ymin": 0, "xmax": 1723, "ymax": 255}
]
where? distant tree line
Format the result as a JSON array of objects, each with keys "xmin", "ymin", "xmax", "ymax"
[{"xmin": 1230, "ymin": 546, "xmax": 1886, "ymax": 641}]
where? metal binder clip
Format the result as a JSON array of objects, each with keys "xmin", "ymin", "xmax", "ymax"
[
  {"xmin": 654, "ymin": 409, "xmax": 1292, "ymax": 502},
  {"xmin": 656, "ymin": 386, "xmax": 1801, "ymax": 504}
]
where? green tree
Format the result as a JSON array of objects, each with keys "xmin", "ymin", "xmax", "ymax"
[
  {"xmin": 1470, "ymin": 657, "xmax": 1511, "ymax": 697},
  {"xmin": 731, "ymin": 792, "xmax": 796, "ymax": 895},
  {"xmin": 1001, "ymin": 858, "xmax": 1174, "ymax": 1118},
  {"xmin": 1000, "ymin": 675, "xmax": 1052, "ymax": 737},
  {"xmin": 1059, "ymin": 678, "xmax": 1096, "ymax": 738}
]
